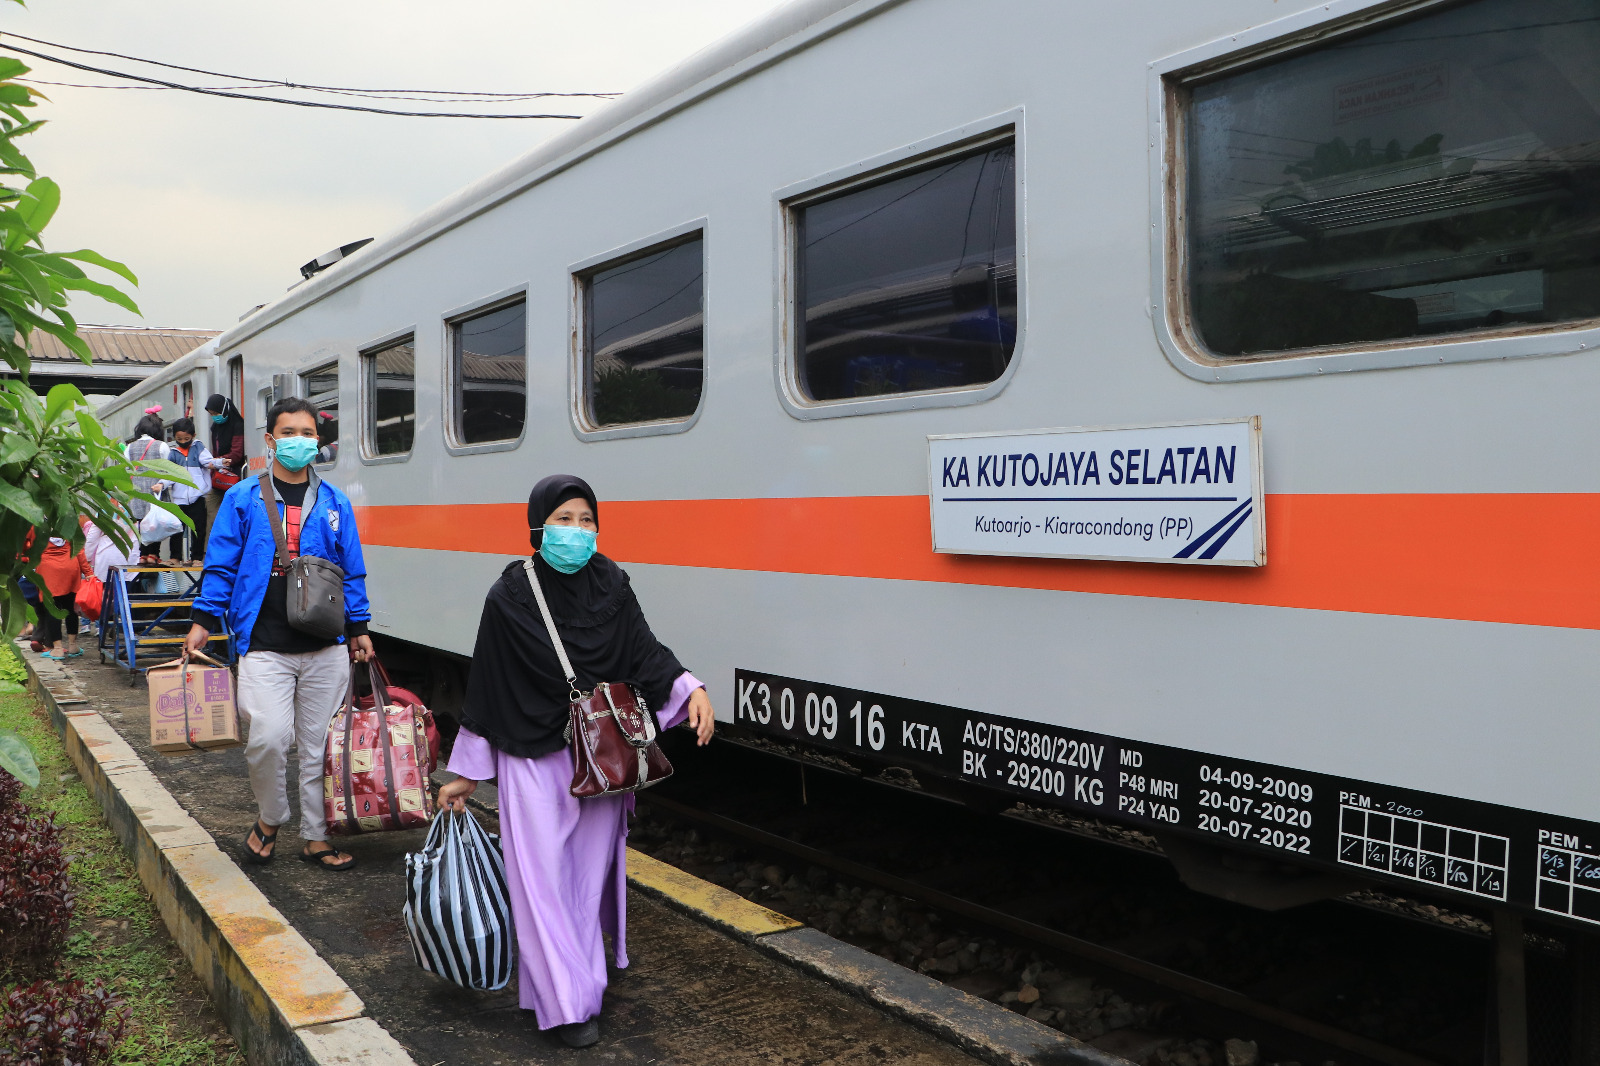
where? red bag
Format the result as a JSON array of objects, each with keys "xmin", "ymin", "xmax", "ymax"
[
  {"xmin": 75, "ymin": 575, "xmax": 104, "ymax": 623},
  {"xmin": 324, "ymin": 660, "xmax": 436, "ymax": 835},
  {"xmin": 521, "ymin": 562, "xmax": 672, "ymax": 798},
  {"xmin": 212, "ymin": 469, "xmax": 241, "ymax": 490},
  {"xmin": 355, "ymin": 658, "xmax": 440, "ymax": 774},
  {"xmin": 567, "ymin": 681, "xmax": 673, "ymax": 799}
]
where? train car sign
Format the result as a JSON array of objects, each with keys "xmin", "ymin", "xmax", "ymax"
[
  {"xmin": 928, "ymin": 417, "xmax": 1264, "ymax": 566},
  {"xmin": 733, "ymin": 668, "xmax": 1600, "ymax": 929}
]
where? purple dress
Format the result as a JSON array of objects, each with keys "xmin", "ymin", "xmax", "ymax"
[{"xmin": 446, "ymin": 670, "xmax": 701, "ymax": 1029}]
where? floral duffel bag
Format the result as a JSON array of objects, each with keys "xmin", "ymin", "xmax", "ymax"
[{"xmin": 324, "ymin": 658, "xmax": 436, "ymax": 835}]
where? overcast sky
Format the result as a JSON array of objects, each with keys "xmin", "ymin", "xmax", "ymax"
[{"xmin": 7, "ymin": 0, "xmax": 790, "ymax": 329}]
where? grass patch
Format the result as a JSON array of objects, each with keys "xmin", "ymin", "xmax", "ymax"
[{"xmin": 0, "ymin": 643, "xmax": 240, "ymax": 1065}]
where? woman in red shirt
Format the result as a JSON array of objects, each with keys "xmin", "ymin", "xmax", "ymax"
[{"xmin": 32, "ymin": 526, "xmax": 89, "ymax": 658}]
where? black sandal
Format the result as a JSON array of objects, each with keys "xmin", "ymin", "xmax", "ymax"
[
  {"xmin": 298, "ymin": 844, "xmax": 356, "ymax": 872},
  {"xmin": 242, "ymin": 822, "xmax": 278, "ymax": 865}
]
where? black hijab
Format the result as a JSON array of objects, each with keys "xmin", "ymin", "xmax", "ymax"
[
  {"xmin": 459, "ymin": 475, "xmax": 687, "ymax": 759},
  {"xmin": 527, "ymin": 473, "xmax": 598, "ymax": 551},
  {"xmin": 205, "ymin": 394, "xmax": 243, "ymax": 454}
]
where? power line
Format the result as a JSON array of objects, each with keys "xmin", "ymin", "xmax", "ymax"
[
  {"xmin": 19, "ymin": 77, "xmax": 268, "ymax": 91},
  {"xmin": 0, "ymin": 41, "xmax": 594, "ymax": 118},
  {"xmin": 0, "ymin": 31, "xmax": 619, "ymax": 99},
  {"xmin": 18, "ymin": 76, "xmax": 606, "ymax": 106},
  {"xmin": 277, "ymin": 86, "xmax": 613, "ymax": 105}
]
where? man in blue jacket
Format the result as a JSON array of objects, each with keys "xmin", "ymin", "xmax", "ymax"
[{"xmin": 185, "ymin": 397, "xmax": 372, "ymax": 872}]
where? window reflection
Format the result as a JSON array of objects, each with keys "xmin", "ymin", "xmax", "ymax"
[
  {"xmin": 451, "ymin": 301, "xmax": 526, "ymax": 445},
  {"xmin": 584, "ymin": 238, "xmax": 704, "ymax": 427},
  {"xmin": 303, "ymin": 365, "xmax": 338, "ymax": 399},
  {"xmin": 363, "ymin": 339, "xmax": 415, "ymax": 456},
  {"xmin": 1186, "ymin": 0, "xmax": 1600, "ymax": 358},
  {"xmin": 796, "ymin": 141, "xmax": 1017, "ymax": 402}
]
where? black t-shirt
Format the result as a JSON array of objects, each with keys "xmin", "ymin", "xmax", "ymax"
[{"xmin": 250, "ymin": 478, "xmax": 339, "ymax": 654}]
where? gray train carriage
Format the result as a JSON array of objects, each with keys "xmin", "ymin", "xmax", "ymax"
[
  {"xmin": 99, "ymin": 0, "xmax": 1600, "ymax": 931},
  {"xmin": 101, "ymin": 338, "xmax": 225, "ymax": 440}
]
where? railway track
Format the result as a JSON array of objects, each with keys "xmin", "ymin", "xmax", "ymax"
[
  {"xmin": 631, "ymin": 734, "xmax": 1578, "ymax": 1066},
  {"xmin": 638, "ymin": 790, "xmax": 1436, "ymax": 1066}
]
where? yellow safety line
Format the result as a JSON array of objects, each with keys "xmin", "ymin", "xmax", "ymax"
[{"xmin": 626, "ymin": 847, "xmax": 803, "ymax": 937}]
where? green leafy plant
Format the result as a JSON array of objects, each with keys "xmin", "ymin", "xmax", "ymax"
[
  {"xmin": 0, "ymin": 733, "xmax": 31, "ymax": 790},
  {"xmin": 0, "ymin": 55, "xmax": 138, "ymax": 376},
  {"xmin": 0, "ymin": 650, "xmax": 24, "ymax": 787},
  {"xmin": 0, "ymin": 50, "xmax": 190, "ymax": 786},
  {"xmin": 2, "ymin": 383, "xmax": 191, "ymax": 631}
]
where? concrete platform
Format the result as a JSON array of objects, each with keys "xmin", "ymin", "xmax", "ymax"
[{"xmin": 23, "ymin": 645, "xmax": 1113, "ymax": 1066}]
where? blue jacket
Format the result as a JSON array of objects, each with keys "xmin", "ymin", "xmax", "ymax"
[{"xmin": 194, "ymin": 475, "xmax": 370, "ymax": 657}]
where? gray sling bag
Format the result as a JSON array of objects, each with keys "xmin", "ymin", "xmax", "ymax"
[{"xmin": 258, "ymin": 469, "xmax": 346, "ymax": 640}]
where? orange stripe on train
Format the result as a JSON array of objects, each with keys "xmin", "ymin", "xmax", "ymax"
[{"xmin": 352, "ymin": 494, "xmax": 1600, "ymax": 631}]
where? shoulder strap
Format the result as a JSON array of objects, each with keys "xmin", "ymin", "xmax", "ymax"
[
  {"xmin": 257, "ymin": 474, "xmax": 292, "ymax": 570},
  {"xmin": 523, "ymin": 560, "xmax": 580, "ymax": 699}
]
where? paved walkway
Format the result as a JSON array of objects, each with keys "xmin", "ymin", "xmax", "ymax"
[{"xmin": 59, "ymin": 651, "xmax": 983, "ymax": 1066}]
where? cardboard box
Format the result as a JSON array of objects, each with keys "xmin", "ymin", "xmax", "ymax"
[{"xmin": 148, "ymin": 658, "xmax": 241, "ymax": 753}]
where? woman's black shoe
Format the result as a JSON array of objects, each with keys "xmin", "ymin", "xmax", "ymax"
[{"xmin": 558, "ymin": 1019, "xmax": 599, "ymax": 1048}]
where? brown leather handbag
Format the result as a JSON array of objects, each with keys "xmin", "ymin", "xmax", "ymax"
[{"xmin": 523, "ymin": 561, "xmax": 673, "ymax": 798}]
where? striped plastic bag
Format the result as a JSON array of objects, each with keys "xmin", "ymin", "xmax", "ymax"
[{"xmin": 402, "ymin": 808, "xmax": 515, "ymax": 990}]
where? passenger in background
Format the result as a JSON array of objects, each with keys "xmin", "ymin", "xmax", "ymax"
[
  {"xmin": 83, "ymin": 514, "xmax": 138, "ymax": 588},
  {"xmin": 203, "ymin": 395, "xmax": 246, "ymax": 529},
  {"xmin": 166, "ymin": 417, "xmax": 226, "ymax": 562},
  {"xmin": 18, "ymin": 530, "xmax": 41, "ymax": 647},
  {"xmin": 124, "ymin": 407, "xmax": 171, "ymax": 565},
  {"xmin": 437, "ymin": 474, "xmax": 716, "ymax": 1049},
  {"xmin": 32, "ymin": 530, "xmax": 88, "ymax": 659},
  {"xmin": 16, "ymin": 575, "xmax": 35, "ymax": 640},
  {"xmin": 185, "ymin": 397, "xmax": 374, "ymax": 872},
  {"xmin": 315, "ymin": 410, "xmax": 338, "ymax": 466}
]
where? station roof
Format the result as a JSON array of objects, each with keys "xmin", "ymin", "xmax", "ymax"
[{"xmin": 25, "ymin": 325, "xmax": 221, "ymax": 370}]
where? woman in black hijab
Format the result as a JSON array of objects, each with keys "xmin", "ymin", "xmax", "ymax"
[
  {"xmin": 439, "ymin": 475, "xmax": 714, "ymax": 1048},
  {"xmin": 202, "ymin": 395, "xmax": 246, "ymax": 527},
  {"xmin": 203, "ymin": 394, "xmax": 244, "ymax": 465}
]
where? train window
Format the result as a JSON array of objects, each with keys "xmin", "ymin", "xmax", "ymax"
[
  {"xmin": 449, "ymin": 299, "xmax": 526, "ymax": 446},
  {"xmin": 361, "ymin": 336, "xmax": 415, "ymax": 457},
  {"xmin": 180, "ymin": 382, "xmax": 193, "ymax": 420},
  {"xmin": 793, "ymin": 139, "xmax": 1016, "ymax": 402},
  {"xmin": 302, "ymin": 360, "xmax": 339, "ymax": 465},
  {"xmin": 227, "ymin": 355, "xmax": 244, "ymax": 406},
  {"xmin": 1182, "ymin": 0, "xmax": 1600, "ymax": 359},
  {"xmin": 580, "ymin": 236, "xmax": 703, "ymax": 428}
]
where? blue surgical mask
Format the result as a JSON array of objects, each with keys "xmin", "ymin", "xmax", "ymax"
[
  {"xmin": 274, "ymin": 436, "xmax": 318, "ymax": 471},
  {"xmin": 211, "ymin": 413, "xmax": 227, "ymax": 425},
  {"xmin": 540, "ymin": 525, "xmax": 597, "ymax": 573}
]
